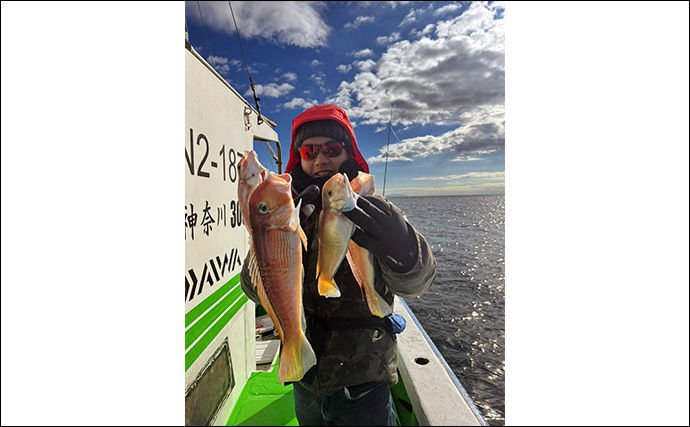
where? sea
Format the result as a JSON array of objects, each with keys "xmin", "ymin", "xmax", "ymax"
[{"xmin": 388, "ymin": 194, "xmax": 505, "ymax": 426}]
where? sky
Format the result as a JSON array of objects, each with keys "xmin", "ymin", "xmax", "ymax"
[
  {"xmin": 185, "ymin": 1, "xmax": 505, "ymax": 197},
  {"xmin": 2, "ymin": 2, "xmax": 688, "ymax": 426}
]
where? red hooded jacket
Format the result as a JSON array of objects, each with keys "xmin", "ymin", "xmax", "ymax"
[{"xmin": 285, "ymin": 104, "xmax": 370, "ymax": 174}]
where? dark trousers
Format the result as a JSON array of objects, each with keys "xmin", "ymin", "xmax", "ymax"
[{"xmin": 292, "ymin": 381, "xmax": 397, "ymax": 426}]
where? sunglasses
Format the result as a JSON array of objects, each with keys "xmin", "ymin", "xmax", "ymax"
[{"xmin": 298, "ymin": 141, "xmax": 346, "ymax": 160}]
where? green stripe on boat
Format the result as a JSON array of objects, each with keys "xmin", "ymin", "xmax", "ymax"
[
  {"xmin": 185, "ymin": 283, "xmax": 245, "ymax": 349},
  {"xmin": 185, "ymin": 294, "xmax": 249, "ymax": 371},
  {"xmin": 185, "ymin": 273, "xmax": 242, "ymax": 328}
]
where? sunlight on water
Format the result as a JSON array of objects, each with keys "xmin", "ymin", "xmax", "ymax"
[{"xmin": 390, "ymin": 195, "xmax": 505, "ymax": 426}]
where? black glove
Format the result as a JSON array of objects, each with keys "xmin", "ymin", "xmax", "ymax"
[
  {"xmin": 342, "ymin": 195, "xmax": 418, "ymax": 273},
  {"xmin": 293, "ymin": 184, "xmax": 319, "ymax": 224}
]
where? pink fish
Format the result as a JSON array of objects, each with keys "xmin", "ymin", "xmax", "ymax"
[
  {"xmin": 249, "ymin": 172, "xmax": 314, "ymax": 383},
  {"xmin": 346, "ymin": 172, "xmax": 392, "ymax": 317},
  {"xmin": 238, "ymin": 150, "xmax": 268, "ymax": 291},
  {"xmin": 238, "ymin": 150, "xmax": 267, "ymax": 235}
]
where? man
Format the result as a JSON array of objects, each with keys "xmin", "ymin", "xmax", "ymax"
[{"xmin": 241, "ymin": 104, "xmax": 436, "ymax": 426}]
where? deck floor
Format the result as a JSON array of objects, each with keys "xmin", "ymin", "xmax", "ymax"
[
  {"xmin": 224, "ymin": 368, "xmax": 418, "ymax": 426},
  {"xmin": 225, "ymin": 336, "xmax": 415, "ymax": 427},
  {"xmin": 225, "ymin": 369, "xmax": 298, "ymax": 426}
]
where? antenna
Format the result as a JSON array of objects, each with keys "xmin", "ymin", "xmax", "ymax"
[
  {"xmin": 228, "ymin": 1, "xmax": 264, "ymax": 125},
  {"xmin": 382, "ymin": 103, "xmax": 394, "ymax": 197},
  {"xmin": 196, "ymin": 1, "xmax": 215, "ymax": 68}
]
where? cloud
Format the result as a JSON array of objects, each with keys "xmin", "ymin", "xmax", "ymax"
[
  {"xmin": 358, "ymin": 1, "xmax": 413, "ymax": 10},
  {"xmin": 366, "ymin": 106, "xmax": 505, "ymax": 164},
  {"xmin": 383, "ymin": 1, "xmax": 413, "ymax": 9},
  {"xmin": 207, "ymin": 55, "xmax": 231, "ymax": 76},
  {"xmin": 337, "ymin": 64, "xmax": 352, "ymax": 73},
  {"xmin": 354, "ymin": 59, "xmax": 376, "ymax": 72},
  {"xmin": 310, "ymin": 59, "xmax": 321, "ymax": 67},
  {"xmin": 282, "ymin": 97, "xmax": 319, "ymax": 110},
  {"xmin": 451, "ymin": 155, "xmax": 483, "ymax": 162},
  {"xmin": 280, "ymin": 72, "xmax": 297, "ymax": 82},
  {"xmin": 185, "ymin": 1, "xmax": 330, "ymax": 48},
  {"xmin": 229, "ymin": 59, "xmax": 243, "ymax": 70},
  {"xmin": 400, "ymin": 8, "xmax": 425, "ymax": 27},
  {"xmin": 376, "ymin": 32, "xmax": 401, "ymax": 45},
  {"xmin": 245, "ymin": 83, "xmax": 294, "ymax": 98},
  {"xmin": 353, "ymin": 48, "xmax": 374, "ymax": 58},
  {"xmin": 345, "ymin": 16, "xmax": 375, "ymax": 30},
  {"xmin": 326, "ymin": 1, "xmax": 505, "ymax": 164},
  {"xmin": 310, "ymin": 71, "xmax": 328, "ymax": 92},
  {"xmin": 434, "ymin": 3, "xmax": 463, "ymax": 16},
  {"xmin": 410, "ymin": 24, "xmax": 435, "ymax": 38}
]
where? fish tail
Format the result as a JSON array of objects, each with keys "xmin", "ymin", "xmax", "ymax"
[
  {"xmin": 277, "ymin": 331, "xmax": 317, "ymax": 384},
  {"xmin": 345, "ymin": 245, "xmax": 388, "ymax": 317},
  {"xmin": 364, "ymin": 286, "xmax": 393, "ymax": 318},
  {"xmin": 317, "ymin": 275, "xmax": 341, "ymax": 298}
]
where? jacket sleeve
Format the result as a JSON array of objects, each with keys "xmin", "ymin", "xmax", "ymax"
[
  {"xmin": 240, "ymin": 250, "xmax": 261, "ymax": 305},
  {"xmin": 378, "ymin": 225, "xmax": 437, "ymax": 298}
]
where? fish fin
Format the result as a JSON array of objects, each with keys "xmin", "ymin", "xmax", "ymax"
[
  {"xmin": 363, "ymin": 287, "xmax": 393, "ymax": 318},
  {"xmin": 345, "ymin": 248, "xmax": 367, "ymax": 299},
  {"xmin": 299, "ymin": 225, "xmax": 308, "ymax": 251},
  {"xmin": 340, "ymin": 174, "xmax": 359, "ymax": 212},
  {"xmin": 347, "ymin": 241, "xmax": 391, "ymax": 317},
  {"xmin": 350, "ymin": 175, "xmax": 361, "ymax": 194},
  {"xmin": 277, "ymin": 330, "xmax": 317, "ymax": 384},
  {"xmin": 286, "ymin": 199, "xmax": 301, "ymax": 232},
  {"xmin": 317, "ymin": 275, "xmax": 341, "ymax": 298},
  {"xmin": 300, "ymin": 264, "xmax": 306, "ymax": 332},
  {"xmin": 247, "ymin": 241, "xmax": 263, "ymax": 292},
  {"xmin": 276, "ymin": 172, "xmax": 292, "ymax": 184},
  {"xmin": 301, "ymin": 308, "xmax": 307, "ymax": 333},
  {"xmin": 254, "ymin": 272, "xmax": 285, "ymax": 345}
]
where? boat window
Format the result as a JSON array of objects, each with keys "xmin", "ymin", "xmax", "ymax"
[{"xmin": 185, "ymin": 340, "xmax": 235, "ymax": 426}]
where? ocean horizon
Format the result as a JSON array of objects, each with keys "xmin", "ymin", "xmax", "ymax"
[{"xmin": 385, "ymin": 192, "xmax": 505, "ymax": 198}]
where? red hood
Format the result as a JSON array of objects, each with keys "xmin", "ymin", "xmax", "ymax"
[{"xmin": 285, "ymin": 104, "xmax": 369, "ymax": 174}]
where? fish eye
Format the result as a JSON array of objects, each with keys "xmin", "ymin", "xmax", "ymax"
[
  {"xmin": 257, "ymin": 202, "xmax": 269, "ymax": 214},
  {"xmin": 327, "ymin": 190, "xmax": 333, "ymax": 197}
]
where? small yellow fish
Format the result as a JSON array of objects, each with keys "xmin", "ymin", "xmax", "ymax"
[
  {"xmin": 249, "ymin": 172, "xmax": 315, "ymax": 383},
  {"xmin": 346, "ymin": 172, "xmax": 393, "ymax": 318},
  {"xmin": 316, "ymin": 173, "xmax": 358, "ymax": 298}
]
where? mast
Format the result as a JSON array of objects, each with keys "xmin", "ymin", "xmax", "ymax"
[{"xmin": 382, "ymin": 103, "xmax": 393, "ymax": 197}]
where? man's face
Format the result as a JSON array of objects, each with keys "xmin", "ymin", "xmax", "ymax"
[{"xmin": 299, "ymin": 136, "xmax": 351, "ymax": 178}]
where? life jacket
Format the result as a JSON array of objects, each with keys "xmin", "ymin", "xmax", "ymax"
[{"xmin": 285, "ymin": 104, "xmax": 370, "ymax": 174}]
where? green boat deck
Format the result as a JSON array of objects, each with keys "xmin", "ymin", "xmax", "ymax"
[
  {"xmin": 224, "ymin": 363, "xmax": 418, "ymax": 426},
  {"xmin": 225, "ymin": 369, "xmax": 298, "ymax": 426}
]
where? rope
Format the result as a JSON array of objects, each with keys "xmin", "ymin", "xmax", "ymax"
[
  {"xmin": 196, "ymin": 1, "xmax": 215, "ymax": 68},
  {"xmin": 228, "ymin": 1, "xmax": 264, "ymax": 125}
]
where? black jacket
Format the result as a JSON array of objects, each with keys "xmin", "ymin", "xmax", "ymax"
[{"xmin": 240, "ymin": 162, "xmax": 436, "ymax": 396}]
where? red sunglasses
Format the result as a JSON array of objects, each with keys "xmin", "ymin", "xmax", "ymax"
[{"xmin": 298, "ymin": 141, "xmax": 346, "ymax": 160}]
